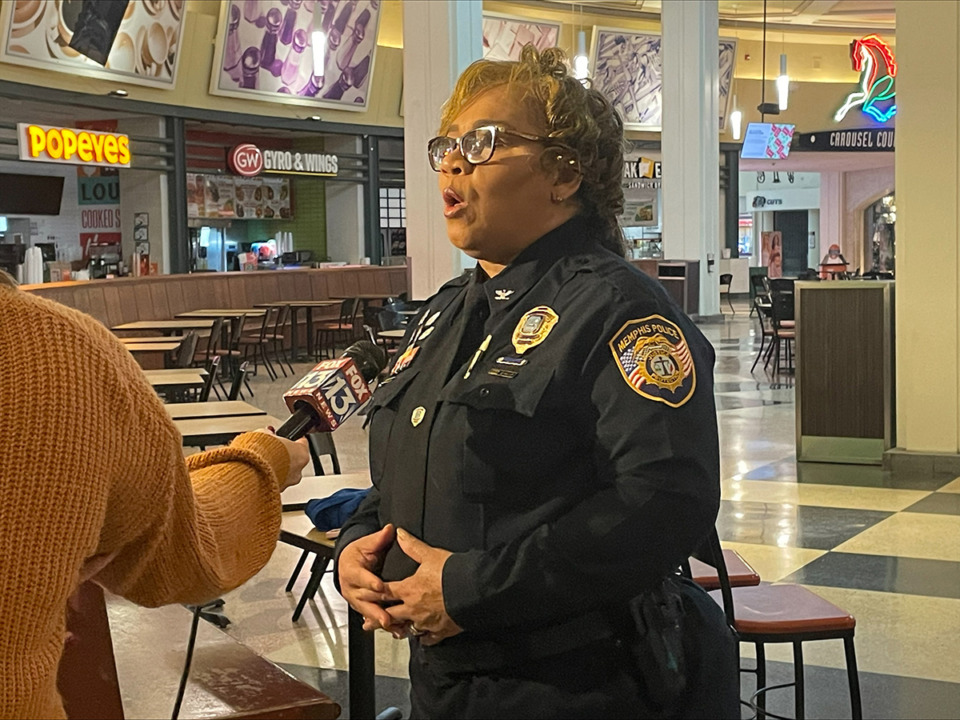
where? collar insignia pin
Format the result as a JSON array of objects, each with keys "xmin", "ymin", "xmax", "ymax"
[{"xmin": 494, "ymin": 289, "xmax": 514, "ymax": 301}]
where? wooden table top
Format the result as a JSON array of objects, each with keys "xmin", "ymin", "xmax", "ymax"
[
  {"xmin": 281, "ymin": 471, "xmax": 372, "ymax": 511},
  {"xmin": 107, "ymin": 597, "xmax": 339, "ymax": 719},
  {"xmin": 164, "ymin": 400, "xmax": 267, "ymax": 420},
  {"xmin": 113, "ymin": 319, "xmax": 214, "ymax": 332},
  {"xmin": 143, "ymin": 368, "xmax": 209, "ymax": 379},
  {"xmin": 176, "ymin": 309, "xmax": 267, "ymax": 318},
  {"xmin": 174, "ymin": 414, "xmax": 281, "ymax": 445},
  {"xmin": 118, "ymin": 335, "xmax": 182, "ymax": 344},
  {"xmin": 254, "ymin": 300, "xmax": 342, "ymax": 308},
  {"xmin": 125, "ymin": 342, "xmax": 182, "ymax": 353},
  {"xmin": 331, "ymin": 293, "xmax": 394, "ymax": 301},
  {"xmin": 377, "ymin": 329, "xmax": 406, "ymax": 339}
]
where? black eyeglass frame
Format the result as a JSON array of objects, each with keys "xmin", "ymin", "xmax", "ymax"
[{"xmin": 427, "ymin": 124, "xmax": 554, "ymax": 171}]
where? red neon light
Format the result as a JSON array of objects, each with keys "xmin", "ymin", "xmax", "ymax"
[{"xmin": 851, "ymin": 34, "xmax": 897, "ymax": 91}]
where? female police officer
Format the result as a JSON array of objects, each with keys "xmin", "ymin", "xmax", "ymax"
[{"xmin": 336, "ymin": 46, "xmax": 736, "ymax": 718}]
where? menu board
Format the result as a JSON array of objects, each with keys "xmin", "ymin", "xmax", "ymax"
[{"xmin": 187, "ymin": 173, "xmax": 291, "ymax": 220}]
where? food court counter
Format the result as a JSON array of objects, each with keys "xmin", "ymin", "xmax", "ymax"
[{"xmin": 19, "ymin": 265, "xmax": 409, "ymax": 328}]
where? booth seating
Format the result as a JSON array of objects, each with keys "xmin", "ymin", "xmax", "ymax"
[{"xmin": 21, "ymin": 267, "xmax": 409, "ymax": 342}]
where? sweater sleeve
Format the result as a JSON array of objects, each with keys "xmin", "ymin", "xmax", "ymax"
[{"xmin": 84, "ymin": 319, "xmax": 288, "ymax": 606}]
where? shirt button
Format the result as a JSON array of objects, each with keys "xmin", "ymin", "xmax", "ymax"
[{"xmin": 479, "ymin": 388, "xmax": 490, "ymax": 397}]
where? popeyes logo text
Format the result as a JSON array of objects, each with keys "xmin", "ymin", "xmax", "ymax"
[{"xmin": 18, "ymin": 123, "xmax": 131, "ymax": 168}]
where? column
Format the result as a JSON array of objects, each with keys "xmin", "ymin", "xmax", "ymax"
[
  {"xmin": 325, "ymin": 136, "xmax": 365, "ymax": 264},
  {"xmin": 661, "ymin": 0, "xmax": 720, "ymax": 317},
  {"xmin": 894, "ymin": 0, "xmax": 960, "ymax": 458},
  {"xmin": 402, "ymin": 0, "xmax": 482, "ymax": 300},
  {"xmin": 117, "ymin": 117, "xmax": 169, "ymax": 274}
]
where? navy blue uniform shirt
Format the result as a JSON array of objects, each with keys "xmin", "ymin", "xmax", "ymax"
[{"xmin": 335, "ymin": 215, "xmax": 720, "ymax": 647}]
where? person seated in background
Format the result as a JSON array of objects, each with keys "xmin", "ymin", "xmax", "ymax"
[
  {"xmin": 0, "ymin": 270, "xmax": 310, "ymax": 719},
  {"xmin": 819, "ymin": 243, "xmax": 848, "ymax": 278}
]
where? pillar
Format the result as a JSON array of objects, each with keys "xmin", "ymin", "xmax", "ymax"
[
  {"xmin": 402, "ymin": 0, "xmax": 482, "ymax": 300},
  {"xmin": 893, "ymin": 0, "xmax": 960, "ymax": 460},
  {"xmin": 661, "ymin": 0, "xmax": 720, "ymax": 317}
]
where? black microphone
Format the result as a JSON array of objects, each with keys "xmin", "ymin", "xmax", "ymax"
[{"xmin": 276, "ymin": 340, "xmax": 386, "ymax": 440}]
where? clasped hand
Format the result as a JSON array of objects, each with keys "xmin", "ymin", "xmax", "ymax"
[{"xmin": 337, "ymin": 525, "xmax": 462, "ymax": 646}]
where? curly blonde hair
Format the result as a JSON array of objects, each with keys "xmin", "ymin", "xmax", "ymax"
[{"xmin": 439, "ymin": 45, "xmax": 625, "ymax": 255}]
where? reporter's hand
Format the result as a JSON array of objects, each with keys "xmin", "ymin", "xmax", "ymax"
[
  {"xmin": 256, "ymin": 430, "xmax": 310, "ymax": 490},
  {"xmin": 338, "ymin": 524, "xmax": 407, "ymax": 634}
]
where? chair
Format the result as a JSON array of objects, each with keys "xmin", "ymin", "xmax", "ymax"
[
  {"xmin": 173, "ymin": 332, "xmax": 199, "ymax": 369},
  {"xmin": 704, "ymin": 529, "xmax": 862, "ymax": 720},
  {"xmin": 751, "ymin": 297, "xmax": 775, "ymax": 373},
  {"xmin": 315, "ymin": 298, "xmax": 359, "ymax": 360},
  {"xmin": 194, "ymin": 316, "xmax": 225, "ymax": 366},
  {"xmin": 227, "ymin": 361, "xmax": 253, "ymax": 401},
  {"xmin": 198, "ymin": 356, "xmax": 221, "ymax": 402},
  {"xmin": 769, "ymin": 291, "xmax": 796, "ymax": 375},
  {"xmin": 264, "ymin": 304, "xmax": 294, "ymax": 376},
  {"xmin": 719, "ymin": 273, "xmax": 735, "ymax": 315},
  {"xmin": 686, "ymin": 549, "xmax": 760, "ymax": 592},
  {"xmin": 216, "ymin": 316, "xmax": 245, "ymax": 376},
  {"xmin": 306, "ymin": 432, "xmax": 341, "ymax": 476},
  {"xmin": 240, "ymin": 307, "xmax": 280, "ymax": 381}
]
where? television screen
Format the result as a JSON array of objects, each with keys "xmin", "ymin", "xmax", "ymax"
[
  {"xmin": 0, "ymin": 174, "xmax": 65, "ymax": 215},
  {"xmin": 741, "ymin": 123, "xmax": 796, "ymax": 160}
]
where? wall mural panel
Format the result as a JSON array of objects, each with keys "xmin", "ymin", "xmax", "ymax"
[{"xmin": 482, "ymin": 12, "xmax": 560, "ymax": 62}]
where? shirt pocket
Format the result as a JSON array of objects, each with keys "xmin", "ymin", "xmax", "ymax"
[
  {"xmin": 365, "ymin": 369, "xmax": 420, "ymax": 488},
  {"xmin": 441, "ymin": 369, "xmax": 555, "ymax": 501}
]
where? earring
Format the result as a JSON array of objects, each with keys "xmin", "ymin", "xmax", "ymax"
[{"xmin": 552, "ymin": 193, "xmax": 564, "ymax": 203}]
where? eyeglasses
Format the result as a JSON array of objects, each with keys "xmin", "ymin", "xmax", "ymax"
[{"xmin": 427, "ymin": 125, "xmax": 552, "ymax": 172}]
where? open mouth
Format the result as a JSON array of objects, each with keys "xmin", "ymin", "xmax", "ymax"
[{"xmin": 442, "ymin": 187, "xmax": 466, "ymax": 218}]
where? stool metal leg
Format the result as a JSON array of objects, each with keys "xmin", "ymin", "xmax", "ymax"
[
  {"xmin": 756, "ymin": 643, "xmax": 767, "ymax": 719},
  {"xmin": 286, "ymin": 550, "xmax": 310, "ymax": 592},
  {"xmin": 793, "ymin": 642, "xmax": 805, "ymax": 720},
  {"xmin": 843, "ymin": 635, "xmax": 863, "ymax": 720}
]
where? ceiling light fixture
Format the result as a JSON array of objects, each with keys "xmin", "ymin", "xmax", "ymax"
[
  {"xmin": 757, "ymin": 0, "xmax": 780, "ymax": 118},
  {"xmin": 572, "ymin": 4, "xmax": 589, "ymax": 82},
  {"xmin": 730, "ymin": 96, "xmax": 743, "ymax": 140},
  {"xmin": 108, "ymin": 89, "xmax": 128, "ymax": 97},
  {"xmin": 776, "ymin": 1, "xmax": 789, "ymax": 111},
  {"xmin": 311, "ymin": 8, "xmax": 326, "ymax": 79}
]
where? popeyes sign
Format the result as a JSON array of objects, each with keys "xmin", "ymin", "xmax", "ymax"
[{"xmin": 17, "ymin": 123, "xmax": 131, "ymax": 168}]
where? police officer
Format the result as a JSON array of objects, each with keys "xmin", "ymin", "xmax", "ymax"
[{"xmin": 336, "ymin": 46, "xmax": 737, "ymax": 719}]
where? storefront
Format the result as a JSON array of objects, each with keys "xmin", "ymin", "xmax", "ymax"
[{"xmin": 0, "ymin": 98, "xmax": 174, "ymax": 282}]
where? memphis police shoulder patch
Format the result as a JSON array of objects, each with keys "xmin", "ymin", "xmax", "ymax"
[{"xmin": 609, "ymin": 314, "xmax": 696, "ymax": 408}]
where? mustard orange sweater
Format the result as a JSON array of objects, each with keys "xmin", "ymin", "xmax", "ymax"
[{"xmin": 0, "ymin": 287, "xmax": 290, "ymax": 719}]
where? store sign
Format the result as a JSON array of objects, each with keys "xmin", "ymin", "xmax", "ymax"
[
  {"xmin": 751, "ymin": 196, "xmax": 783, "ymax": 208},
  {"xmin": 796, "ymin": 129, "xmax": 894, "ymax": 152},
  {"xmin": 263, "ymin": 150, "xmax": 339, "ymax": 176},
  {"xmin": 746, "ymin": 188, "xmax": 820, "ymax": 212},
  {"xmin": 228, "ymin": 144, "xmax": 264, "ymax": 177},
  {"xmin": 835, "ymin": 35, "xmax": 897, "ymax": 123},
  {"xmin": 624, "ymin": 158, "xmax": 662, "ymax": 180},
  {"xmin": 17, "ymin": 123, "xmax": 131, "ymax": 168}
]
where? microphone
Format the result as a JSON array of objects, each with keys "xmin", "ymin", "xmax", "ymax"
[{"xmin": 276, "ymin": 340, "xmax": 387, "ymax": 440}]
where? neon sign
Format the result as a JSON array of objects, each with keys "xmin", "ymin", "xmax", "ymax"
[{"xmin": 835, "ymin": 35, "xmax": 897, "ymax": 124}]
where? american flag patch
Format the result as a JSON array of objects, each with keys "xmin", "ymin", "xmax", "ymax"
[{"xmin": 609, "ymin": 315, "xmax": 696, "ymax": 408}]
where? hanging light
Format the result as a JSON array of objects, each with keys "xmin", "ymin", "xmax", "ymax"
[
  {"xmin": 777, "ymin": 53, "xmax": 789, "ymax": 110},
  {"xmin": 573, "ymin": 29, "xmax": 589, "ymax": 81},
  {"xmin": 312, "ymin": 8, "xmax": 327, "ymax": 81},
  {"xmin": 730, "ymin": 95, "xmax": 743, "ymax": 140}
]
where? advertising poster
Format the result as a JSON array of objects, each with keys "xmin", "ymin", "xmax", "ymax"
[
  {"xmin": 482, "ymin": 13, "xmax": 560, "ymax": 61},
  {"xmin": 1, "ymin": 0, "xmax": 186, "ymax": 87},
  {"xmin": 210, "ymin": 0, "xmax": 382, "ymax": 110},
  {"xmin": 761, "ymin": 231, "xmax": 783, "ymax": 279},
  {"xmin": 590, "ymin": 28, "xmax": 737, "ymax": 131}
]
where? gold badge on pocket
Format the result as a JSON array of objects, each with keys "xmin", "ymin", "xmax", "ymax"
[
  {"xmin": 411, "ymin": 406, "xmax": 426, "ymax": 427},
  {"xmin": 512, "ymin": 306, "xmax": 559, "ymax": 355}
]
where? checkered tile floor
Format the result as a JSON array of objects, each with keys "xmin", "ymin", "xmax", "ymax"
[{"xmin": 165, "ymin": 302, "xmax": 960, "ymax": 719}]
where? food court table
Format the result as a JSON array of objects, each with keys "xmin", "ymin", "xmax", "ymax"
[
  {"xmin": 118, "ymin": 335, "xmax": 182, "ymax": 344},
  {"xmin": 112, "ymin": 319, "xmax": 214, "ymax": 335},
  {"xmin": 107, "ymin": 597, "xmax": 339, "ymax": 719},
  {"xmin": 144, "ymin": 369, "xmax": 207, "ymax": 394},
  {"xmin": 254, "ymin": 300, "xmax": 341, "ymax": 360},
  {"xmin": 176, "ymin": 308, "xmax": 267, "ymax": 318},
  {"xmin": 164, "ymin": 400, "xmax": 267, "ymax": 421},
  {"xmin": 174, "ymin": 414, "xmax": 281, "ymax": 446},
  {"xmin": 124, "ymin": 342, "xmax": 181, "ymax": 354}
]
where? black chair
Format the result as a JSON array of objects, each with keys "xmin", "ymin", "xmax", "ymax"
[
  {"xmin": 719, "ymin": 273, "xmax": 735, "ymax": 315},
  {"xmin": 749, "ymin": 275, "xmax": 770, "ymax": 317},
  {"xmin": 751, "ymin": 298, "xmax": 775, "ymax": 373},
  {"xmin": 377, "ymin": 308, "xmax": 405, "ymax": 332},
  {"xmin": 704, "ymin": 529, "xmax": 862, "ymax": 720},
  {"xmin": 216, "ymin": 316, "xmax": 245, "ymax": 376},
  {"xmin": 769, "ymin": 291, "xmax": 796, "ymax": 375},
  {"xmin": 240, "ymin": 308, "xmax": 280, "ymax": 381},
  {"xmin": 198, "ymin": 356, "xmax": 221, "ymax": 402},
  {"xmin": 315, "ymin": 298, "xmax": 359, "ymax": 360},
  {"xmin": 173, "ymin": 332, "xmax": 199, "ymax": 369},
  {"xmin": 227, "ymin": 361, "xmax": 253, "ymax": 401},
  {"xmin": 194, "ymin": 316, "xmax": 224, "ymax": 367}
]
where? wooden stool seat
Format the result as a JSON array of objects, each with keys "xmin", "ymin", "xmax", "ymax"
[
  {"xmin": 690, "ymin": 549, "xmax": 760, "ymax": 591},
  {"xmin": 780, "ymin": 320, "xmax": 796, "ymax": 328},
  {"xmin": 711, "ymin": 582, "xmax": 856, "ymax": 635}
]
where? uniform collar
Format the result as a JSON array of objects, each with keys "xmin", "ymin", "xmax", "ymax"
[{"xmin": 478, "ymin": 215, "xmax": 602, "ymax": 318}]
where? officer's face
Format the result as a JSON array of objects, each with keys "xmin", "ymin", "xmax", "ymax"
[{"xmin": 437, "ymin": 86, "xmax": 574, "ymax": 272}]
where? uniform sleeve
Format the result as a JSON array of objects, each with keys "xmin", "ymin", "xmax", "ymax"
[
  {"xmin": 332, "ymin": 486, "xmax": 383, "ymax": 591},
  {"xmin": 88, "ymin": 333, "xmax": 289, "ymax": 606},
  {"xmin": 442, "ymin": 305, "xmax": 720, "ymax": 632}
]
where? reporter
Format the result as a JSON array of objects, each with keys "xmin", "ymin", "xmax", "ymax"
[{"xmin": 0, "ymin": 273, "xmax": 309, "ymax": 719}]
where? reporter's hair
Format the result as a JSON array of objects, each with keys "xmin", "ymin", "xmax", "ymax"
[
  {"xmin": 0, "ymin": 269, "xmax": 17, "ymax": 289},
  {"xmin": 440, "ymin": 45, "xmax": 626, "ymax": 256}
]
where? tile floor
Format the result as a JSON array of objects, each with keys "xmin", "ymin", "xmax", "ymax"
[{"xmin": 174, "ymin": 301, "xmax": 960, "ymax": 719}]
